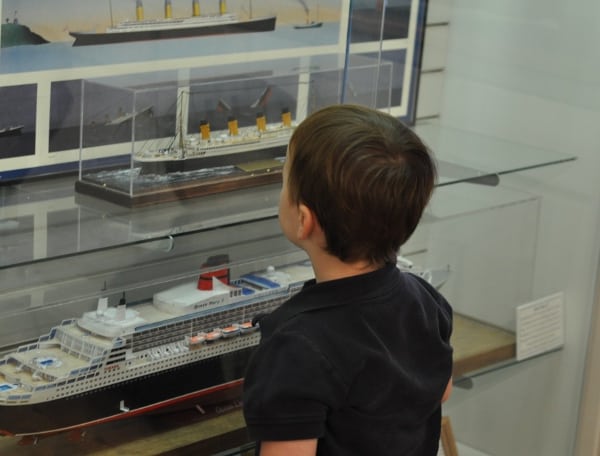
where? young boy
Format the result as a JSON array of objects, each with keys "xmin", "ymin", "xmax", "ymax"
[{"xmin": 243, "ymin": 104, "xmax": 453, "ymax": 456}]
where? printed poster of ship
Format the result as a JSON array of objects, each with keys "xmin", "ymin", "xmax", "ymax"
[
  {"xmin": 0, "ymin": 0, "xmax": 345, "ymax": 56},
  {"xmin": 0, "ymin": 0, "xmax": 427, "ymax": 185},
  {"xmin": 0, "ymin": 1, "xmax": 423, "ymax": 78}
]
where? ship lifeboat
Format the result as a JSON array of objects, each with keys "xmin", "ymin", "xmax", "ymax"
[
  {"xmin": 187, "ymin": 332, "xmax": 207, "ymax": 347},
  {"xmin": 239, "ymin": 321, "xmax": 258, "ymax": 334},
  {"xmin": 222, "ymin": 324, "xmax": 241, "ymax": 338},
  {"xmin": 205, "ymin": 329, "xmax": 223, "ymax": 343}
]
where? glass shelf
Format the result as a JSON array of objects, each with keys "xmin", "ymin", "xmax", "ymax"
[
  {"xmin": 414, "ymin": 121, "xmax": 577, "ymax": 186},
  {"xmin": 0, "ymin": 123, "xmax": 576, "ymax": 269}
]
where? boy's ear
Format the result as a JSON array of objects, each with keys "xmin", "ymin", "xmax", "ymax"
[{"xmin": 297, "ymin": 203, "xmax": 316, "ymax": 240}]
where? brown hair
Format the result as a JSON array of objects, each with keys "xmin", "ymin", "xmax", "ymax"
[{"xmin": 287, "ymin": 104, "xmax": 436, "ymax": 265}]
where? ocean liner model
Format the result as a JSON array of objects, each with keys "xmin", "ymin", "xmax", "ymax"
[
  {"xmin": 134, "ymin": 88, "xmax": 296, "ymax": 174},
  {"xmin": 0, "ymin": 256, "xmax": 448, "ymax": 437},
  {"xmin": 69, "ymin": 0, "xmax": 276, "ymax": 46},
  {"xmin": 0, "ymin": 259, "xmax": 314, "ymax": 437}
]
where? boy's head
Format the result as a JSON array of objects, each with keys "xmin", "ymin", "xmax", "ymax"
[{"xmin": 283, "ymin": 104, "xmax": 436, "ymax": 266}]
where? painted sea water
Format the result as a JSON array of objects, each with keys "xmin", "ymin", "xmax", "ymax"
[{"xmin": 0, "ymin": 22, "xmax": 343, "ymax": 75}]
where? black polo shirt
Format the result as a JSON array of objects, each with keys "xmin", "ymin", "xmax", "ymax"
[{"xmin": 243, "ymin": 263, "xmax": 453, "ymax": 456}]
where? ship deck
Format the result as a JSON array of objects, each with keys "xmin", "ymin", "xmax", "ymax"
[
  {"xmin": 0, "ymin": 263, "xmax": 312, "ymax": 397},
  {"xmin": 8, "ymin": 346, "xmax": 92, "ymax": 381}
]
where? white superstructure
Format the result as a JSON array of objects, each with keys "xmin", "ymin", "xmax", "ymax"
[{"xmin": 0, "ymin": 262, "xmax": 313, "ymax": 407}]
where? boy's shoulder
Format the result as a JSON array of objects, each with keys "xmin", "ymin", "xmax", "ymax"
[{"xmin": 263, "ymin": 264, "xmax": 451, "ymax": 337}]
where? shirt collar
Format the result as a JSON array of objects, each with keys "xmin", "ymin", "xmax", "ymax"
[{"xmin": 258, "ymin": 263, "xmax": 399, "ymax": 338}]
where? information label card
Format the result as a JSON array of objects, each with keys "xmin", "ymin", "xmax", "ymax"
[{"xmin": 516, "ymin": 292, "xmax": 565, "ymax": 361}]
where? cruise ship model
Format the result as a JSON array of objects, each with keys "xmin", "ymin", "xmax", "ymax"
[
  {"xmin": 134, "ymin": 89, "xmax": 295, "ymax": 174},
  {"xmin": 0, "ymin": 259, "xmax": 314, "ymax": 437},
  {"xmin": 0, "ymin": 257, "xmax": 448, "ymax": 436},
  {"xmin": 69, "ymin": 0, "xmax": 276, "ymax": 46}
]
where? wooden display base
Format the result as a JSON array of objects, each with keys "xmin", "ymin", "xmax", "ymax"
[
  {"xmin": 452, "ymin": 313, "xmax": 516, "ymax": 377},
  {"xmin": 0, "ymin": 397, "xmax": 252, "ymax": 455},
  {"xmin": 75, "ymin": 160, "xmax": 284, "ymax": 208}
]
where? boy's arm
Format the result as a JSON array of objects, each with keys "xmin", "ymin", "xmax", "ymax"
[
  {"xmin": 442, "ymin": 377, "xmax": 453, "ymax": 403},
  {"xmin": 260, "ymin": 439, "xmax": 318, "ymax": 456}
]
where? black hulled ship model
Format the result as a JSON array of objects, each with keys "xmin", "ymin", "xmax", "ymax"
[
  {"xmin": 0, "ymin": 258, "xmax": 314, "ymax": 437},
  {"xmin": 0, "ymin": 256, "xmax": 447, "ymax": 437},
  {"xmin": 70, "ymin": 0, "xmax": 276, "ymax": 46}
]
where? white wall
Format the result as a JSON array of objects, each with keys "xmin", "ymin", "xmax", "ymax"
[
  {"xmin": 575, "ymin": 270, "xmax": 600, "ymax": 456},
  {"xmin": 436, "ymin": 0, "xmax": 600, "ymax": 454}
]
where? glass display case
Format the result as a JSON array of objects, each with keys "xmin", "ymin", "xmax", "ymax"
[
  {"xmin": 0, "ymin": 1, "xmax": 430, "ymax": 451},
  {"xmin": 0, "ymin": 140, "xmax": 576, "ymax": 455},
  {"xmin": 74, "ymin": 55, "xmax": 393, "ymax": 206},
  {"xmin": 1, "ymin": 0, "xmax": 599, "ymax": 455},
  {"xmin": 422, "ymin": 1, "xmax": 600, "ymax": 455}
]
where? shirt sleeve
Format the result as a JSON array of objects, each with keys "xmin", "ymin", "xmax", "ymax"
[{"xmin": 243, "ymin": 328, "xmax": 346, "ymax": 441}]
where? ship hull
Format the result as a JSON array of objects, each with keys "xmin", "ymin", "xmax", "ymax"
[
  {"xmin": 70, "ymin": 16, "xmax": 276, "ymax": 46},
  {"xmin": 0, "ymin": 347, "xmax": 253, "ymax": 436},
  {"xmin": 136, "ymin": 142, "xmax": 287, "ymax": 175}
]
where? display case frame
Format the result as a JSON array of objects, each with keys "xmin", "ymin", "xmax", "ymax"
[{"xmin": 73, "ymin": 55, "xmax": 394, "ymax": 206}]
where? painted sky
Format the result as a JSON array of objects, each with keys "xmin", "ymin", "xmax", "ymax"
[{"xmin": 2, "ymin": 0, "xmax": 341, "ymax": 42}]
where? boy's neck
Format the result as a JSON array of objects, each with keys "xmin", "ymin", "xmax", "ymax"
[{"xmin": 308, "ymin": 250, "xmax": 382, "ymax": 283}]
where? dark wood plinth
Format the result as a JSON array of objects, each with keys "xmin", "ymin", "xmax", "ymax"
[{"xmin": 75, "ymin": 167, "xmax": 283, "ymax": 208}]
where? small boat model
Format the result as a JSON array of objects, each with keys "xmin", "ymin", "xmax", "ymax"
[
  {"xmin": 0, "ymin": 125, "xmax": 24, "ymax": 137},
  {"xmin": 0, "ymin": 256, "xmax": 447, "ymax": 436},
  {"xmin": 104, "ymin": 105, "xmax": 153, "ymax": 126},
  {"xmin": 69, "ymin": 0, "xmax": 276, "ymax": 46}
]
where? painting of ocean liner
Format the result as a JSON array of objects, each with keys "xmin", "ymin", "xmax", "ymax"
[
  {"xmin": 69, "ymin": 0, "xmax": 276, "ymax": 46},
  {"xmin": 0, "ymin": 256, "xmax": 447, "ymax": 437}
]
